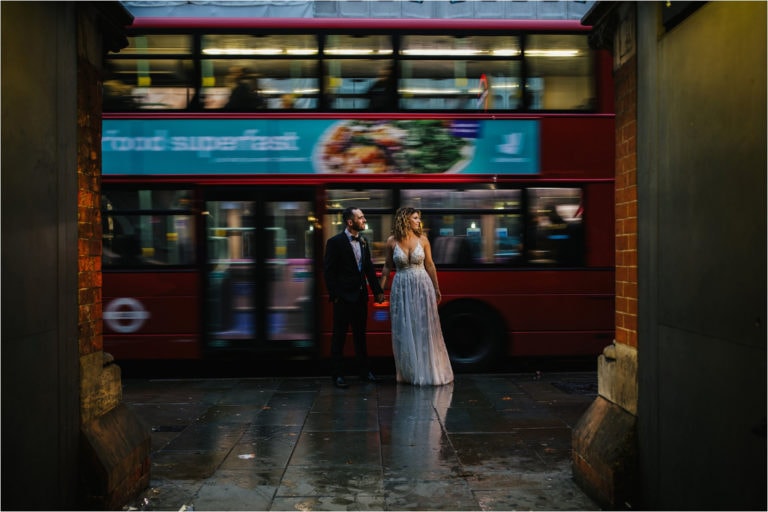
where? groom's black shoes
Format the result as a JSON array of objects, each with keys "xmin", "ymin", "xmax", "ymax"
[{"xmin": 333, "ymin": 376, "xmax": 349, "ymax": 389}]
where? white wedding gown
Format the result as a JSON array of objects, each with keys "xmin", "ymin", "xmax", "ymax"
[{"xmin": 390, "ymin": 242, "xmax": 454, "ymax": 386}]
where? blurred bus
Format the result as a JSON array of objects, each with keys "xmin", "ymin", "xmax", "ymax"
[{"xmin": 101, "ymin": 18, "xmax": 614, "ymax": 371}]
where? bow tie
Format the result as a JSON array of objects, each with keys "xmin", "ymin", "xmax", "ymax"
[{"xmin": 350, "ymin": 235, "xmax": 360, "ymax": 242}]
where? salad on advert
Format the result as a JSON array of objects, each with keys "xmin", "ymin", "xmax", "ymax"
[{"xmin": 314, "ymin": 119, "xmax": 476, "ymax": 174}]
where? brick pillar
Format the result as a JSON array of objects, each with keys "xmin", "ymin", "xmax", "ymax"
[
  {"xmin": 572, "ymin": 3, "xmax": 640, "ymax": 509},
  {"xmin": 78, "ymin": 23, "xmax": 122, "ymax": 425},
  {"xmin": 614, "ymin": 52, "xmax": 638, "ymax": 352},
  {"xmin": 76, "ymin": 5, "xmax": 151, "ymax": 510}
]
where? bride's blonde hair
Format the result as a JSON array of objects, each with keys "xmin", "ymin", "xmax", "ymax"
[{"xmin": 393, "ymin": 207, "xmax": 422, "ymax": 241}]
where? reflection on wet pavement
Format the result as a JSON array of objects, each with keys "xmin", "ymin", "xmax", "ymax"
[{"xmin": 122, "ymin": 373, "xmax": 600, "ymax": 511}]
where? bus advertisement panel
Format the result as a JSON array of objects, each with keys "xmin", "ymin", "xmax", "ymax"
[{"xmin": 103, "ymin": 118, "xmax": 540, "ymax": 175}]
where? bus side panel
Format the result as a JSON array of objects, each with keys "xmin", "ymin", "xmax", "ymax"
[
  {"xmin": 103, "ymin": 272, "xmax": 201, "ymax": 359},
  {"xmin": 106, "ymin": 334, "xmax": 200, "ymax": 360},
  {"xmin": 485, "ymin": 294, "xmax": 614, "ymax": 331},
  {"xmin": 508, "ymin": 331, "xmax": 614, "ymax": 357},
  {"xmin": 440, "ymin": 269, "xmax": 615, "ymax": 336},
  {"xmin": 440, "ymin": 269, "xmax": 614, "ymax": 295},
  {"xmin": 437, "ymin": 269, "xmax": 615, "ymax": 357},
  {"xmin": 539, "ymin": 116, "xmax": 615, "ymax": 179},
  {"xmin": 318, "ymin": 269, "xmax": 615, "ymax": 359},
  {"xmin": 585, "ymin": 182, "xmax": 615, "ymax": 268},
  {"xmin": 596, "ymin": 49, "xmax": 615, "ymax": 114}
]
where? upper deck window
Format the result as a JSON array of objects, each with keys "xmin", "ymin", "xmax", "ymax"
[
  {"xmin": 200, "ymin": 34, "xmax": 319, "ymax": 109},
  {"xmin": 103, "ymin": 30, "xmax": 596, "ymax": 113},
  {"xmin": 120, "ymin": 34, "xmax": 192, "ymax": 55},
  {"xmin": 104, "ymin": 35, "xmax": 194, "ymax": 110},
  {"xmin": 525, "ymin": 34, "xmax": 595, "ymax": 110},
  {"xmin": 399, "ymin": 35, "xmax": 522, "ymax": 111},
  {"xmin": 325, "ymin": 34, "xmax": 393, "ymax": 56},
  {"xmin": 325, "ymin": 34, "xmax": 394, "ymax": 110}
]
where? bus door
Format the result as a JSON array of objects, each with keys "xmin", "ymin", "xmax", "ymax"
[{"xmin": 203, "ymin": 189, "xmax": 317, "ymax": 356}]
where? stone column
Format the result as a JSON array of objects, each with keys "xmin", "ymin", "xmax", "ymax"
[{"xmin": 572, "ymin": 3, "xmax": 640, "ymax": 509}]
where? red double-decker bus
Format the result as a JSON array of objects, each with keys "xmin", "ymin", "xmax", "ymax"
[{"xmin": 101, "ymin": 18, "xmax": 614, "ymax": 372}]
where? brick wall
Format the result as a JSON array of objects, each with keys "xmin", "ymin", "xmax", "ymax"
[
  {"xmin": 78, "ymin": 55, "xmax": 103, "ymax": 357},
  {"xmin": 76, "ymin": 7, "xmax": 122, "ymax": 426},
  {"xmin": 75, "ymin": 6, "xmax": 151, "ymax": 508},
  {"xmin": 613, "ymin": 54, "xmax": 638, "ymax": 349}
]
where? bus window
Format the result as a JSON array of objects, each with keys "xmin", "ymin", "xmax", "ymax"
[
  {"xmin": 402, "ymin": 188, "xmax": 522, "ymax": 264},
  {"xmin": 324, "ymin": 35, "xmax": 394, "ymax": 110},
  {"xmin": 200, "ymin": 34, "xmax": 319, "ymax": 110},
  {"xmin": 104, "ymin": 35, "xmax": 194, "ymax": 111},
  {"xmin": 325, "ymin": 189, "xmax": 392, "ymax": 210},
  {"xmin": 104, "ymin": 188, "xmax": 193, "ymax": 210},
  {"xmin": 102, "ymin": 214, "xmax": 196, "ymax": 267},
  {"xmin": 264, "ymin": 201, "xmax": 315, "ymax": 342},
  {"xmin": 102, "ymin": 189, "xmax": 196, "ymax": 267},
  {"xmin": 404, "ymin": 188, "xmax": 519, "ymax": 210},
  {"xmin": 324, "ymin": 189, "xmax": 392, "ymax": 263},
  {"xmin": 323, "ymin": 205, "xmax": 391, "ymax": 264},
  {"xmin": 399, "ymin": 35, "xmax": 521, "ymax": 111},
  {"xmin": 527, "ymin": 187, "xmax": 584, "ymax": 265},
  {"xmin": 325, "ymin": 59, "xmax": 396, "ymax": 111},
  {"xmin": 322, "ymin": 210, "xmax": 390, "ymax": 265},
  {"xmin": 423, "ymin": 213, "xmax": 524, "ymax": 265},
  {"xmin": 525, "ymin": 34, "xmax": 595, "ymax": 111}
]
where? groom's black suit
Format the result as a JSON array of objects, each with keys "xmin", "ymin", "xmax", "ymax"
[{"xmin": 323, "ymin": 231, "xmax": 384, "ymax": 380}]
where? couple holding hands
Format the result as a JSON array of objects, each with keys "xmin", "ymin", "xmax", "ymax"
[{"xmin": 323, "ymin": 206, "xmax": 454, "ymax": 388}]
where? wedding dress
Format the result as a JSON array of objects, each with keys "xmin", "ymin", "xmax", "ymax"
[{"xmin": 390, "ymin": 241, "xmax": 454, "ymax": 386}]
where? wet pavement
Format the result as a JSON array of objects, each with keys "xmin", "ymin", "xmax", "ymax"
[{"xmin": 121, "ymin": 371, "xmax": 601, "ymax": 511}]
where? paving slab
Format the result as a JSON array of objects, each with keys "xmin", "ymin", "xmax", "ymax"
[{"xmin": 121, "ymin": 372, "xmax": 601, "ymax": 511}]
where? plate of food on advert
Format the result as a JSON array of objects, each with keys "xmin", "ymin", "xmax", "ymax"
[{"xmin": 313, "ymin": 119, "xmax": 475, "ymax": 174}]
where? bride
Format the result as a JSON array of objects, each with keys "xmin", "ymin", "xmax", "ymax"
[{"xmin": 380, "ymin": 207, "xmax": 454, "ymax": 386}]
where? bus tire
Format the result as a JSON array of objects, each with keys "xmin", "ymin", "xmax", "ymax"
[{"xmin": 439, "ymin": 300, "xmax": 505, "ymax": 373}]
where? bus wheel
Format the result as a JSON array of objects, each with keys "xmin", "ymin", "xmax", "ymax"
[{"xmin": 439, "ymin": 300, "xmax": 505, "ymax": 373}]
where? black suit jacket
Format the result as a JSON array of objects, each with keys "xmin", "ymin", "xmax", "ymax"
[{"xmin": 323, "ymin": 232, "xmax": 383, "ymax": 303}]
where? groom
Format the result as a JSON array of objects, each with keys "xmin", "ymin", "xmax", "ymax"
[{"xmin": 323, "ymin": 207, "xmax": 385, "ymax": 388}]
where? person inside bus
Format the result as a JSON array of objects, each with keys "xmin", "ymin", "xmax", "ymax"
[
  {"xmin": 379, "ymin": 207, "xmax": 454, "ymax": 386},
  {"xmin": 103, "ymin": 63, "xmax": 138, "ymax": 111},
  {"xmin": 365, "ymin": 64, "xmax": 397, "ymax": 111},
  {"xmin": 224, "ymin": 66, "xmax": 265, "ymax": 111},
  {"xmin": 532, "ymin": 203, "xmax": 569, "ymax": 263},
  {"xmin": 280, "ymin": 93, "xmax": 296, "ymax": 109},
  {"xmin": 476, "ymin": 73, "xmax": 491, "ymax": 111},
  {"xmin": 323, "ymin": 207, "xmax": 385, "ymax": 389}
]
